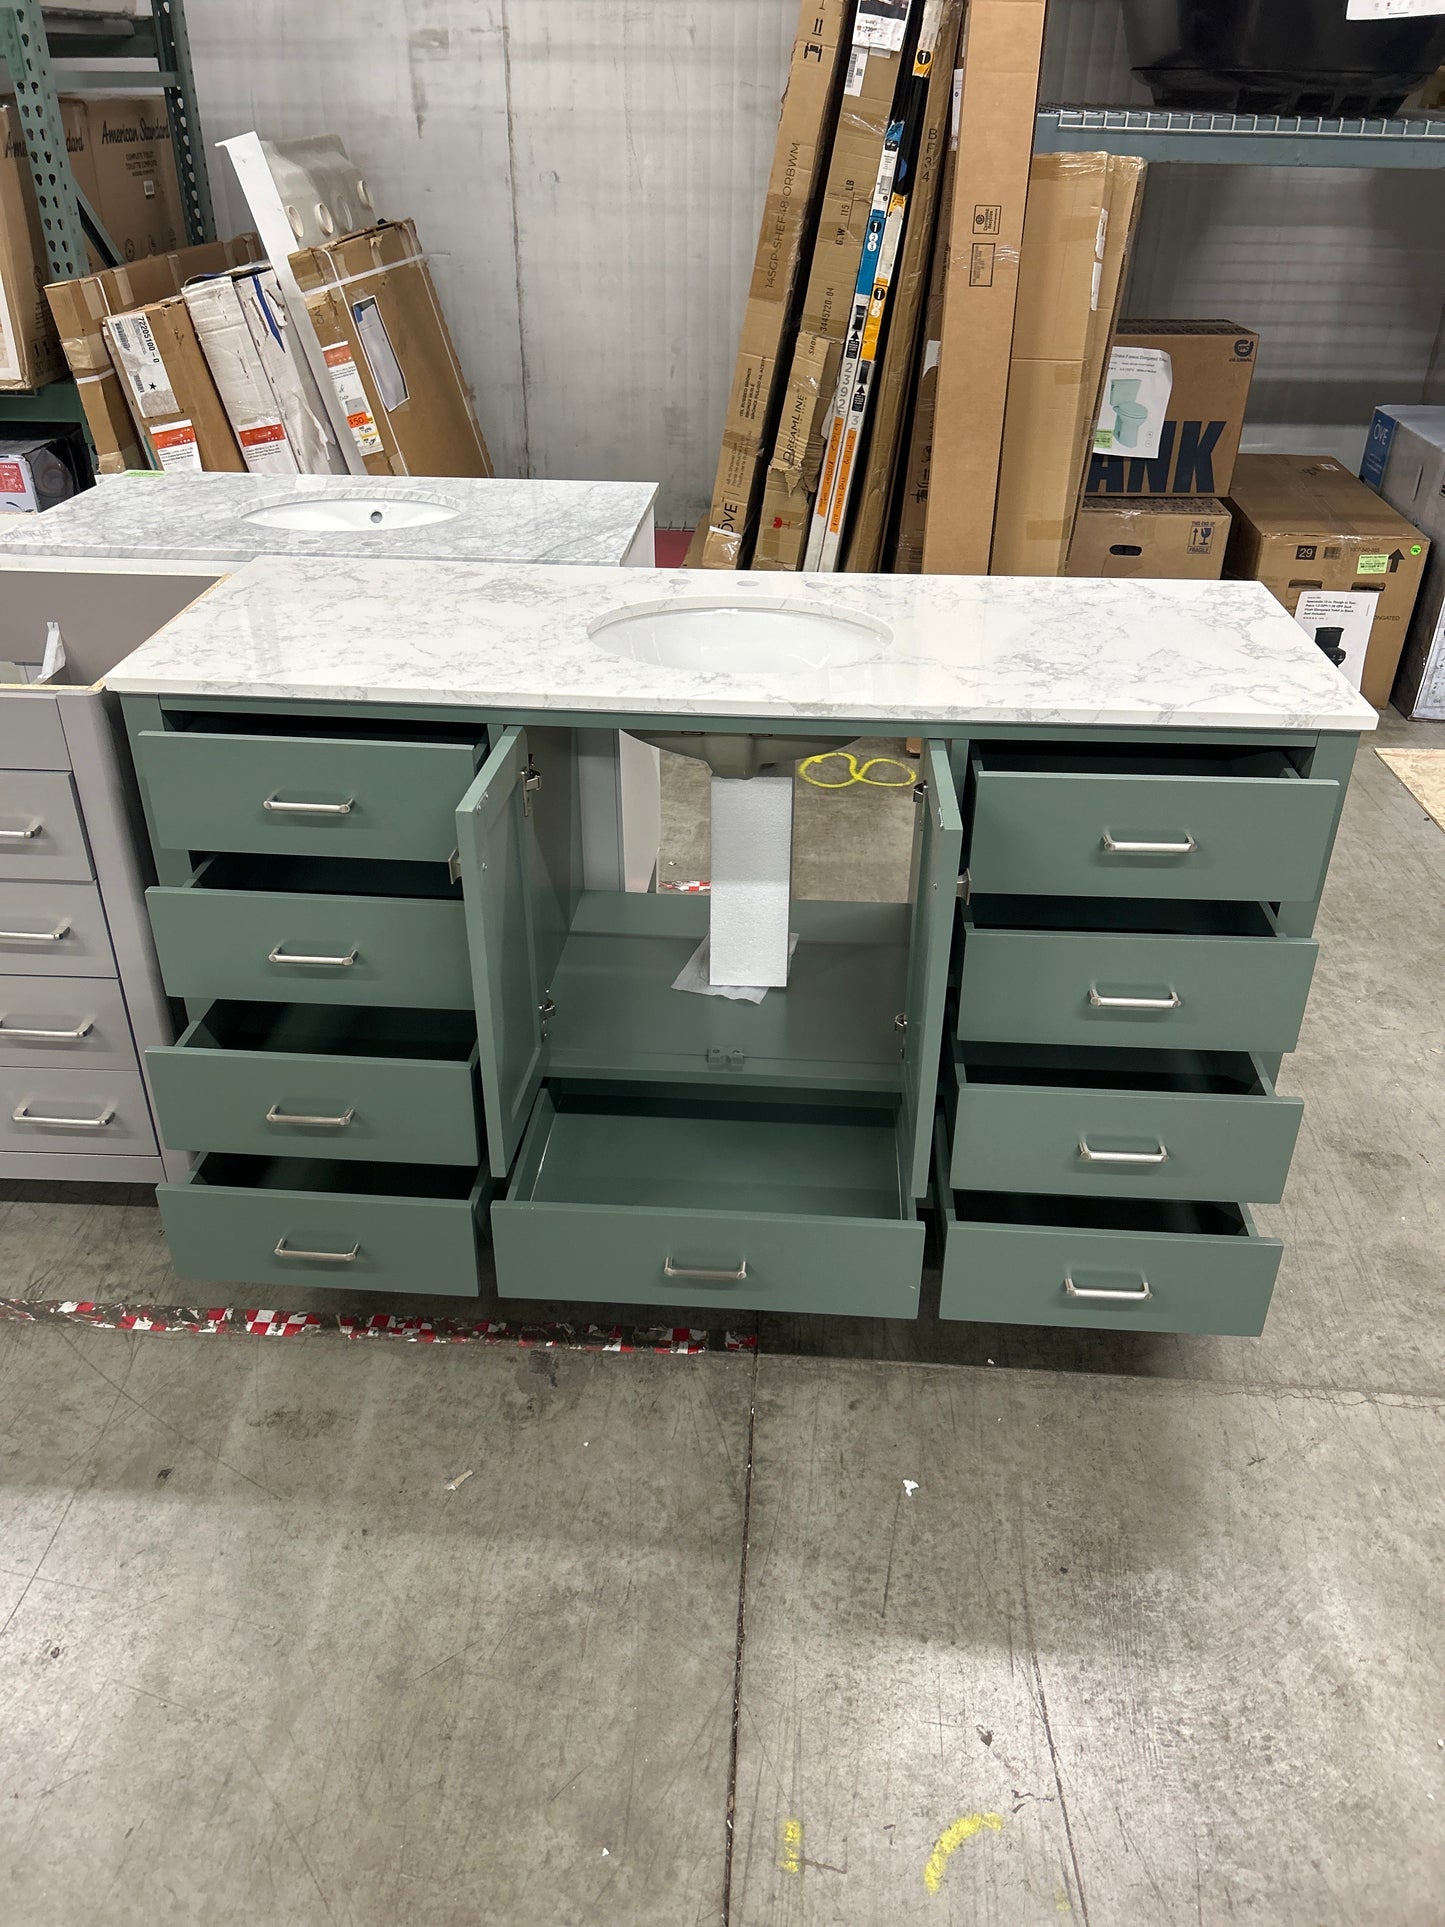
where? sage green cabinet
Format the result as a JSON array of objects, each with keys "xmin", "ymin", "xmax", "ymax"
[
  {"xmin": 949, "ymin": 1043, "xmax": 1302, "ymax": 1202},
  {"xmin": 134, "ymin": 725, "xmax": 484, "ymax": 864},
  {"xmin": 157, "ymin": 1154, "xmax": 493, "ymax": 1297},
  {"xmin": 493, "ymin": 1087, "xmax": 923, "ymax": 1316},
  {"xmin": 966, "ymin": 744, "xmax": 1339, "ymax": 901},
  {"xmin": 148, "ymin": 1004, "xmax": 480, "ymax": 1164},
  {"xmin": 957, "ymin": 902, "xmax": 1318, "ymax": 1054},
  {"xmin": 936, "ymin": 1127, "xmax": 1281, "ymax": 1334},
  {"xmin": 146, "ymin": 855, "xmax": 472, "ymax": 1009},
  {"xmin": 457, "ymin": 728, "xmax": 961, "ymax": 1190}
]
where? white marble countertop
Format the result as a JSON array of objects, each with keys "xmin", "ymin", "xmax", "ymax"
[
  {"xmin": 0, "ymin": 474, "xmax": 657, "ymax": 567},
  {"xmin": 104, "ymin": 557, "xmax": 1380, "ymax": 731}
]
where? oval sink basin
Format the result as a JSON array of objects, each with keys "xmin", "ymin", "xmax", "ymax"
[
  {"xmin": 588, "ymin": 599, "xmax": 891, "ymax": 674},
  {"xmin": 243, "ymin": 497, "xmax": 460, "ymax": 533}
]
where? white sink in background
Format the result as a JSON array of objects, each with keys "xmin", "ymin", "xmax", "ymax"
[
  {"xmin": 243, "ymin": 497, "xmax": 460, "ymax": 533},
  {"xmin": 588, "ymin": 598, "xmax": 891, "ymax": 674}
]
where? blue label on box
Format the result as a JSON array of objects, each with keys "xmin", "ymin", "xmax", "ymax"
[{"xmin": 1360, "ymin": 408, "xmax": 1398, "ymax": 492}]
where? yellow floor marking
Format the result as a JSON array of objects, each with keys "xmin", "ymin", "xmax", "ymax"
[
  {"xmin": 780, "ymin": 1817, "xmax": 804, "ymax": 1874},
  {"xmin": 923, "ymin": 1812, "xmax": 1004, "ymax": 1894}
]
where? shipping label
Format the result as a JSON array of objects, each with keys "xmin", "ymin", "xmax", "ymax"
[
  {"xmin": 107, "ymin": 310, "xmax": 177, "ymax": 419},
  {"xmin": 149, "ymin": 420, "xmax": 201, "ymax": 474},
  {"xmin": 322, "ymin": 342, "xmax": 384, "ymax": 457},
  {"xmin": 1293, "ymin": 589, "xmax": 1376, "ymax": 691}
]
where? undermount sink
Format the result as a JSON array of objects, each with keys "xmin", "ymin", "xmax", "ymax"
[
  {"xmin": 588, "ymin": 598, "xmax": 892, "ymax": 674},
  {"xmin": 242, "ymin": 497, "xmax": 460, "ymax": 533}
]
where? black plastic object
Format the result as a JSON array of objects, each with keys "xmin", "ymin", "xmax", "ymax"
[{"xmin": 1119, "ymin": 0, "xmax": 1445, "ymax": 116}]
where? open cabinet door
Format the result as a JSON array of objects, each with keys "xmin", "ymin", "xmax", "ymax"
[
  {"xmin": 898, "ymin": 739, "xmax": 964, "ymax": 1199},
  {"xmin": 456, "ymin": 726, "xmax": 550, "ymax": 1178}
]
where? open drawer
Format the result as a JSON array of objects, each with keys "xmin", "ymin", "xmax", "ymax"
[
  {"xmin": 134, "ymin": 716, "xmax": 487, "ymax": 863},
  {"xmin": 157, "ymin": 1154, "xmax": 493, "ymax": 1297},
  {"xmin": 958, "ymin": 897, "xmax": 1318, "ymax": 1054},
  {"xmin": 935, "ymin": 1124, "xmax": 1281, "ymax": 1335},
  {"xmin": 966, "ymin": 741, "xmax": 1339, "ymax": 902},
  {"xmin": 492, "ymin": 1086, "xmax": 924, "ymax": 1317},
  {"xmin": 146, "ymin": 854, "xmax": 472, "ymax": 1009},
  {"xmin": 948, "ymin": 1041, "xmax": 1302, "ymax": 1202},
  {"xmin": 147, "ymin": 1003, "xmax": 480, "ymax": 1164}
]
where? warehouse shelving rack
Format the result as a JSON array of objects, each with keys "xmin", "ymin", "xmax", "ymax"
[
  {"xmin": 1036, "ymin": 105, "xmax": 1445, "ymax": 169},
  {"xmin": 0, "ymin": 1, "xmax": 214, "ymax": 440}
]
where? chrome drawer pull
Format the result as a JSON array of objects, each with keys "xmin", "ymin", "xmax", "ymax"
[
  {"xmin": 1088, "ymin": 986, "xmax": 1180, "ymax": 1011},
  {"xmin": 266, "ymin": 1103, "xmax": 355, "ymax": 1129},
  {"xmin": 13, "ymin": 1102, "xmax": 115, "ymax": 1130},
  {"xmin": 0, "ymin": 1016, "xmax": 93, "ymax": 1041},
  {"xmin": 264, "ymin": 795, "xmax": 355, "ymax": 816},
  {"xmin": 275, "ymin": 1238, "xmax": 359, "ymax": 1264},
  {"xmin": 267, "ymin": 945, "xmax": 358, "ymax": 967},
  {"xmin": 664, "ymin": 1257, "xmax": 748, "ymax": 1284},
  {"xmin": 0, "ymin": 921, "xmax": 70, "ymax": 944},
  {"xmin": 1064, "ymin": 1273, "xmax": 1152, "ymax": 1303},
  {"xmin": 1101, "ymin": 832, "xmax": 1197, "ymax": 856},
  {"xmin": 1078, "ymin": 1137, "xmax": 1168, "ymax": 1166},
  {"xmin": 0, "ymin": 819, "xmax": 43, "ymax": 841}
]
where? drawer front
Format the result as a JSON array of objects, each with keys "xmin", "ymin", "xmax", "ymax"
[
  {"xmin": 147, "ymin": 1036, "xmax": 480, "ymax": 1165},
  {"xmin": 0, "ymin": 695, "xmax": 69, "ymax": 772},
  {"xmin": 146, "ymin": 885, "xmax": 472, "ymax": 1009},
  {"xmin": 0, "ymin": 976, "xmax": 138, "ymax": 1069},
  {"xmin": 950, "ymin": 1062, "xmax": 1302, "ymax": 1203},
  {"xmin": 136, "ymin": 728, "xmax": 483, "ymax": 863},
  {"xmin": 157, "ymin": 1170, "xmax": 486, "ymax": 1297},
  {"xmin": 938, "ymin": 1210, "xmax": 1282, "ymax": 1335},
  {"xmin": 0, "ymin": 1064, "xmax": 157, "ymax": 1155},
  {"xmin": 0, "ymin": 772, "xmax": 91, "ymax": 882},
  {"xmin": 0, "ymin": 880, "xmax": 117, "ymax": 977},
  {"xmin": 493, "ymin": 1201, "xmax": 924, "ymax": 1318},
  {"xmin": 958, "ymin": 926, "xmax": 1317, "ymax": 1054},
  {"xmin": 969, "ymin": 765, "xmax": 1338, "ymax": 901}
]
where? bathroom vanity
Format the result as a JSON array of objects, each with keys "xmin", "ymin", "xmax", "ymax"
[{"xmin": 106, "ymin": 561, "xmax": 1374, "ymax": 1335}]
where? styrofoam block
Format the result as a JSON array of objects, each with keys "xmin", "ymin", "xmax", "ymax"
[{"xmin": 708, "ymin": 773, "xmax": 793, "ymax": 989}]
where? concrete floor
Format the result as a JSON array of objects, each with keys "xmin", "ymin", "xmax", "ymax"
[{"xmin": 0, "ymin": 722, "xmax": 1442, "ymax": 1923}]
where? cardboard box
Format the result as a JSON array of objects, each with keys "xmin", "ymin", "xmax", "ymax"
[
  {"xmin": 749, "ymin": 16, "xmax": 920, "ymax": 570},
  {"xmin": 841, "ymin": 0, "xmax": 964, "ymax": 573},
  {"xmin": 186, "ymin": 265, "xmax": 342, "ymax": 476},
  {"xmin": 103, "ymin": 295, "xmax": 246, "ymax": 473},
  {"xmin": 81, "ymin": 96, "xmax": 185, "ymax": 262},
  {"xmin": 1067, "ymin": 497, "xmax": 1230, "ymax": 578},
  {"xmin": 1, "ymin": 99, "xmax": 70, "ymax": 387},
  {"xmin": 1087, "ymin": 319, "xmax": 1259, "ymax": 499},
  {"xmin": 754, "ymin": 330, "xmax": 842, "ymax": 569},
  {"xmin": 0, "ymin": 434, "xmax": 79, "ymax": 512},
  {"xmin": 922, "ymin": 0, "xmax": 1048, "ymax": 572},
  {"xmin": 290, "ymin": 219, "xmax": 492, "ymax": 479},
  {"xmin": 1360, "ymin": 403, "xmax": 1445, "ymax": 717},
  {"xmin": 45, "ymin": 234, "xmax": 261, "ymax": 472},
  {"xmin": 1226, "ymin": 452, "xmax": 1428, "ymax": 707},
  {"xmin": 991, "ymin": 151, "xmax": 1145, "ymax": 576},
  {"xmin": 1, "ymin": 94, "xmax": 188, "ymax": 389},
  {"xmin": 698, "ymin": 0, "xmax": 852, "ymax": 569}
]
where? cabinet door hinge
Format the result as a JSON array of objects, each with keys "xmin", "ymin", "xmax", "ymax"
[
  {"xmin": 957, "ymin": 868, "xmax": 971, "ymax": 903},
  {"xmin": 522, "ymin": 759, "xmax": 542, "ymax": 816},
  {"xmin": 448, "ymin": 848, "xmax": 462, "ymax": 886}
]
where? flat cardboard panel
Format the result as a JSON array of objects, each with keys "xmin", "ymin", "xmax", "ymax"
[
  {"xmin": 922, "ymin": 0, "xmax": 1048, "ymax": 573},
  {"xmin": 754, "ymin": 330, "xmax": 841, "ymax": 569},
  {"xmin": 291, "ymin": 219, "xmax": 493, "ymax": 479},
  {"xmin": 698, "ymin": 0, "xmax": 852, "ymax": 568},
  {"xmin": 104, "ymin": 297, "xmax": 246, "ymax": 473},
  {"xmin": 1087, "ymin": 318, "xmax": 1260, "ymax": 499},
  {"xmin": 1226, "ymin": 451, "xmax": 1428, "ymax": 706},
  {"xmin": 1362, "ymin": 403, "xmax": 1445, "ymax": 716},
  {"xmin": 1067, "ymin": 497, "xmax": 1230, "ymax": 578},
  {"xmin": 842, "ymin": 0, "xmax": 964, "ymax": 573},
  {"xmin": 44, "ymin": 234, "xmax": 262, "ymax": 472}
]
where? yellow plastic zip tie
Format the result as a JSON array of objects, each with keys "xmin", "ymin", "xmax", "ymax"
[{"xmin": 799, "ymin": 752, "xmax": 917, "ymax": 790}]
